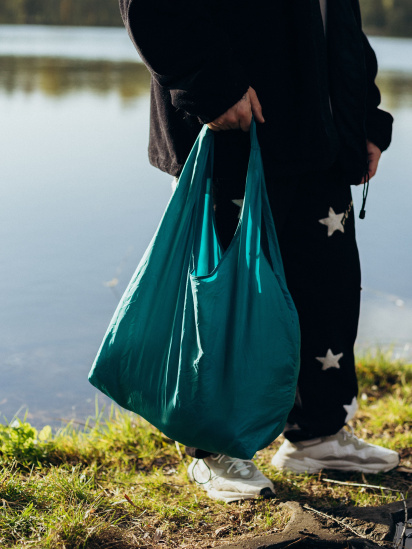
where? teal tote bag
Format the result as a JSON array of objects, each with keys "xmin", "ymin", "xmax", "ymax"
[{"xmin": 89, "ymin": 121, "xmax": 300, "ymax": 460}]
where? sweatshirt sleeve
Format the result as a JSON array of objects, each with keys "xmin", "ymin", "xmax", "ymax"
[
  {"xmin": 361, "ymin": 32, "xmax": 394, "ymax": 152},
  {"xmin": 118, "ymin": 0, "xmax": 250, "ymax": 123}
]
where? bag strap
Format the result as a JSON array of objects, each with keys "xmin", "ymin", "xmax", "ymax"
[
  {"xmin": 240, "ymin": 119, "xmax": 287, "ymax": 281},
  {"xmin": 188, "ymin": 119, "xmax": 288, "ymax": 286}
]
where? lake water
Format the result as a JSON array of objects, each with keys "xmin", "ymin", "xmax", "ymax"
[{"xmin": 1, "ymin": 26, "xmax": 412, "ymax": 427}]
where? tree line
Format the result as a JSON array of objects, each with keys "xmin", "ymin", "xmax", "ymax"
[
  {"xmin": 0, "ymin": 0, "xmax": 411, "ymax": 37},
  {"xmin": 0, "ymin": 0, "xmax": 123, "ymax": 27},
  {"xmin": 361, "ymin": 0, "xmax": 412, "ymax": 37}
]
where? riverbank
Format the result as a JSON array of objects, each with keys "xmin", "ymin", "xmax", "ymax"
[{"xmin": 1, "ymin": 352, "xmax": 411, "ymax": 548}]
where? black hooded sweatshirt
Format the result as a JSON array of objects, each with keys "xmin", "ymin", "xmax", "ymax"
[{"xmin": 119, "ymin": 0, "xmax": 393, "ymax": 185}]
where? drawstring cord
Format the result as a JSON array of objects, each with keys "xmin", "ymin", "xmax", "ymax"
[
  {"xmin": 191, "ymin": 459, "xmax": 213, "ymax": 485},
  {"xmin": 359, "ymin": 169, "xmax": 370, "ymax": 220}
]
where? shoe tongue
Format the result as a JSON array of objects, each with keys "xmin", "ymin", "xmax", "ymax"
[
  {"xmin": 232, "ymin": 460, "xmax": 250, "ymax": 477},
  {"xmin": 212, "ymin": 455, "xmax": 251, "ymax": 478},
  {"xmin": 238, "ymin": 467, "xmax": 250, "ymax": 478}
]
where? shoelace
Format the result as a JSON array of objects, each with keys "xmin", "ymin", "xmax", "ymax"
[
  {"xmin": 191, "ymin": 454, "xmax": 253, "ymax": 485},
  {"xmin": 340, "ymin": 426, "xmax": 366, "ymax": 449},
  {"xmin": 211, "ymin": 454, "xmax": 253, "ymax": 476}
]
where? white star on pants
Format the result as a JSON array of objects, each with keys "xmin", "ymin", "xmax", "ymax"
[
  {"xmin": 319, "ymin": 207, "xmax": 345, "ymax": 236},
  {"xmin": 316, "ymin": 349, "xmax": 344, "ymax": 370},
  {"xmin": 343, "ymin": 396, "xmax": 358, "ymax": 422}
]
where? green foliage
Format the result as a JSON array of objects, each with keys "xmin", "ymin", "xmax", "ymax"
[
  {"xmin": 0, "ymin": 356, "xmax": 411, "ymax": 548},
  {"xmin": 0, "ymin": 0, "xmax": 412, "ymax": 36},
  {"xmin": 0, "ymin": 419, "xmax": 53, "ymax": 463},
  {"xmin": 360, "ymin": 0, "xmax": 412, "ymax": 36},
  {"xmin": 357, "ymin": 349, "xmax": 412, "ymax": 391},
  {"xmin": 0, "ymin": 404, "xmax": 175, "ymax": 469},
  {"xmin": 0, "ymin": 0, "xmax": 123, "ymax": 27},
  {"xmin": 361, "ymin": 0, "xmax": 388, "ymax": 30}
]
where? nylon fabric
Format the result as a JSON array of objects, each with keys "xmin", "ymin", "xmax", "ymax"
[{"xmin": 88, "ymin": 121, "xmax": 301, "ymax": 459}]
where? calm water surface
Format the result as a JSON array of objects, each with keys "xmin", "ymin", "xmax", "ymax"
[{"xmin": 1, "ymin": 26, "xmax": 412, "ymax": 426}]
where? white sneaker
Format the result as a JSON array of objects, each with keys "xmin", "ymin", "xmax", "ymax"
[
  {"xmin": 271, "ymin": 428, "xmax": 400, "ymax": 474},
  {"xmin": 187, "ymin": 454, "xmax": 276, "ymax": 503}
]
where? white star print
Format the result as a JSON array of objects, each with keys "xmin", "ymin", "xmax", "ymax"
[
  {"xmin": 232, "ymin": 199, "xmax": 244, "ymax": 218},
  {"xmin": 343, "ymin": 396, "xmax": 358, "ymax": 423},
  {"xmin": 316, "ymin": 349, "xmax": 344, "ymax": 371},
  {"xmin": 319, "ymin": 207, "xmax": 345, "ymax": 237}
]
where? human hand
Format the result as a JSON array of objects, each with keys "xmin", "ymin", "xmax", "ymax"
[
  {"xmin": 207, "ymin": 87, "xmax": 265, "ymax": 132},
  {"xmin": 361, "ymin": 140, "xmax": 382, "ymax": 184}
]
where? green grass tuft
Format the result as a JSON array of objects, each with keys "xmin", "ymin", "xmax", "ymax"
[{"xmin": 1, "ymin": 354, "xmax": 411, "ymax": 548}]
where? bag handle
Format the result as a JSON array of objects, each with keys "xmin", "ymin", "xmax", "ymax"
[
  {"xmin": 188, "ymin": 119, "xmax": 288, "ymax": 285},
  {"xmin": 239, "ymin": 118, "xmax": 287, "ymax": 281}
]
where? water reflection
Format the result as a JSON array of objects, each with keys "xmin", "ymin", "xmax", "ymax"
[
  {"xmin": 377, "ymin": 72, "xmax": 412, "ymax": 109},
  {"xmin": 1, "ymin": 33, "xmax": 412, "ymax": 427},
  {"xmin": 0, "ymin": 55, "xmax": 411, "ymax": 112},
  {"xmin": 0, "ymin": 56, "xmax": 150, "ymax": 101}
]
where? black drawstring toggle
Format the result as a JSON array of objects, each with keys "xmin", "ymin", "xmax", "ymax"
[{"xmin": 359, "ymin": 170, "xmax": 370, "ymax": 220}]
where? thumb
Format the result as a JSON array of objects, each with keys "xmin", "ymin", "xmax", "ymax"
[{"xmin": 249, "ymin": 87, "xmax": 265, "ymax": 124}]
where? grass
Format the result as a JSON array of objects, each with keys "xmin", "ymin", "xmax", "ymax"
[{"xmin": 1, "ymin": 351, "xmax": 411, "ymax": 548}]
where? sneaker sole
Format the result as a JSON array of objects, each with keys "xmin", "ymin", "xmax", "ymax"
[
  {"xmin": 271, "ymin": 455, "xmax": 400, "ymax": 474},
  {"xmin": 188, "ymin": 478, "xmax": 275, "ymax": 503},
  {"xmin": 204, "ymin": 487, "xmax": 275, "ymax": 503},
  {"xmin": 188, "ymin": 464, "xmax": 275, "ymax": 502}
]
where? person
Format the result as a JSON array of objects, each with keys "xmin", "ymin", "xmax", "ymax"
[{"xmin": 119, "ymin": 0, "xmax": 399, "ymax": 502}]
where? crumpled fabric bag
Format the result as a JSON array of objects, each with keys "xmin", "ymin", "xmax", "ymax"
[{"xmin": 88, "ymin": 121, "xmax": 300, "ymax": 459}]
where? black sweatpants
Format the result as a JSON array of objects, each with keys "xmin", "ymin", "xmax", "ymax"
[{"xmin": 186, "ymin": 164, "xmax": 361, "ymax": 458}]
